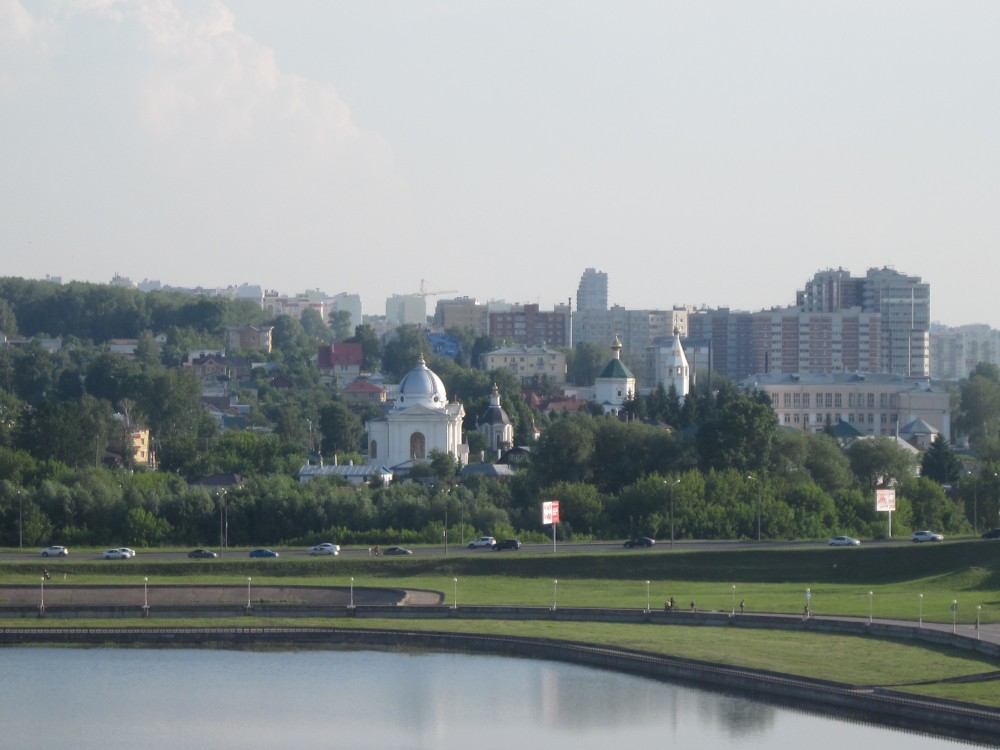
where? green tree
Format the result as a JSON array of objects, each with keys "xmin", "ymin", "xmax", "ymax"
[
  {"xmin": 956, "ymin": 363, "xmax": 1000, "ymax": 445},
  {"xmin": 845, "ymin": 437, "xmax": 917, "ymax": 491},
  {"xmin": 329, "ymin": 310, "xmax": 353, "ymax": 342},
  {"xmin": 529, "ymin": 413, "xmax": 597, "ymax": 486},
  {"xmin": 696, "ymin": 389, "xmax": 777, "ymax": 476},
  {"xmin": 566, "ymin": 342, "xmax": 608, "ymax": 386},
  {"xmin": 920, "ymin": 434, "xmax": 963, "ymax": 484},
  {"xmin": 348, "ymin": 323, "xmax": 381, "ymax": 372},
  {"xmin": 319, "ymin": 401, "xmax": 365, "ymax": 457},
  {"xmin": 382, "ymin": 325, "xmax": 432, "ymax": 381}
]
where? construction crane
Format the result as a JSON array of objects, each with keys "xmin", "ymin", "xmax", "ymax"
[{"xmin": 417, "ymin": 279, "xmax": 457, "ymax": 297}]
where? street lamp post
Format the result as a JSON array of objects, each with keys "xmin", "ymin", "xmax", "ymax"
[
  {"xmin": 39, "ymin": 576, "xmax": 44, "ymax": 613},
  {"xmin": 977, "ymin": 605, "xmax": 982, "ymax": 639},
  {"xmin": 731, "ymin": 584, "xmax": 736, "ymax": 616},
  {"xmin": 665, "ymin": 479, "xmax": 681, "ymax": 549},
  {"xmin": 645, "ymin": 580, "xmax": 650, "ymax": 613},
  {"xmin": 350, "ymin": 576, "xmax": 355, "ymax": 608},
  {"xmin": 143, "ymin": 577, "xmax": 149, "ymax": 613},
  {"xmin": 246, "ymin": 577, "xmax": 252, "ymax": 610},
  {"xmin": 552, "ymin": 579, "xmax": 558, "ymax": 611},
  {"xmin": 747, "ymin": 475, "xmax": 761, "ymax": 542},
  {"xmin": 868, "ymin": 591, "xmax": 873, "ymax": 624},
  {"xmin": 919, "ymin": 593, "xmax": 923, "ymax": 627},
  {"xmin": 17, "ymin": 490, "xmax": 22, "ymax": 550},
  {"xmin": 952, "ymin": 600, "xmax": 958, "ymax": 634},
  {"xmin": 452, "ymin": 577, "xmax": 458, "ymax": 609},
  {"xmin": 217, "ymin": 490, "xmax": 228, "ymax": 558},
  {"xmin": 805, "ymin": 588, "xmax": 811, "ymax": 619}
]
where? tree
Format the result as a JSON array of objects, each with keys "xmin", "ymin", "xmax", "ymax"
[
  {"xmin": 920, "ymin": 434, "xmax": 963, "ymax": 485},
  {"xmin": 348, "ymin": 323, "xmax": 381, "ymax": 372},
  {"xmin": 957, "ymin": 364, "xmax": 1000, "ymax": 446},
  {"xmin": 319, "ymin": 401, "xmax": 365, "ymax": 457},
  {"xmin": 845, "ymin": 437, "xmax": 917, "ymax": 491},
  {"xmin": 382, "ymin": 325, "xmax": 432, "ymax": 381},
  {"xmin": 529, "ymin": 413, "xmax": 597, "ymax": 486},
  {"xmin": 566, "ymin": 342, "xmax": 608, "ymax": 386},
  {"xmin": 329, "ymin": 310, "xmax": 353, "ymax": 342},
  {"xmin": 300, "ymin": 308, "xmax": 333, "ymax": 344},
  {"xmin": 696, "ymin": 390, "xmax": 778, "ymax": 475}
]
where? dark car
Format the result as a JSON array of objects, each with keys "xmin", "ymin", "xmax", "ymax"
[
  {"xmin": 382, "ymin": 546, "xmax": 412, "ymax": 556},
  {"xmin": 982, "ymin": 529, "xmax": 1000, "ymax": 539},
  {"xmin": 624, "ymin": 537, "xmax": 655, "ymax": 548},
  {"xmin": 493, "ymin": 539, "xmax": 522, "ymax": 551},
  {"xmin": 248, "ymin": 548, "xmax": 279, "ymax": 558},
  {"xmin": 188, "ymin": 548, "xmax": 218, "ymax": 559}
]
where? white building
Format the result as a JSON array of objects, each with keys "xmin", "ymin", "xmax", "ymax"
[
  {"xmin": 366, "ymin": 356, "xmax": 467, "ymax": 470},
  {"xmin": 646, "ymin": 329, "xmax": 690, "ymax": 399},
  {"xmin": 594, "ymin": 337, "xmax": 636, "ymax": 415}
]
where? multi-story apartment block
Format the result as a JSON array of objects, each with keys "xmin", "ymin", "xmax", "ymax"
[
  {"xmin": 744, "ymin": 372, "xmax": 951, "ymax": 439},
  {"xmin": 263, "ymin": 290, "xmax": 327, "ymax": 321},
  {"xmin": 577, "ymin": 267, "xmax": 608, "ymax": 312},
  {"xmin": 489, "ymin": 303, "xmax": 571, "ymax": 347},
  {"xmin": 748, "ymin": 308, "xmax": 882, "ymax": 375},
  {"xmin": 481, "ymin": 345, "xmax": 567, "ymax": 386},
  {"xmin": 434, "ymin": 296, "xmax": 490, "ymax": 336},
  {"xmin": 331, "ymin": 293, "xmax": 363, "ymax": 331},
  {"xmin": 929, "ymin": 323, "xmax": 1000, "ymax": 380},
  {"xmin": 574, "ymin": 305, "xmax": 688, "ymax": 366},
  {"xmin": 686, "ymin": 307, "xmax": 755, "ymax": 382},
  {"xmin": 798, "ymin": 267, "xmax": 929, "ymax": 377},
  {"xmin": 386, "ymin": 294, "xmax": 427, "ymax": 327}
]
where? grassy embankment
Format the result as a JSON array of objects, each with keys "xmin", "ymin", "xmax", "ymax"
[{"xmin": 4, "ymin": 541, "xmax": 1000, "ymax": 707}]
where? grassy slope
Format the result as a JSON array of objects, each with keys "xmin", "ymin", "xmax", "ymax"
[{"xmin": 4, "ymin": 540, "xmax": 1000, "ymax": 707}]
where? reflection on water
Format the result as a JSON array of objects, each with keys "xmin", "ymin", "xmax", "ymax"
[{"xmin": 0, "ymin": 648, "xmax": 973, "ymax": 749}]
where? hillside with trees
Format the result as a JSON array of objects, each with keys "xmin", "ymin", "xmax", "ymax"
[{"xmin": 0, "ymin": 278, "xmax": 991, "ymax": 549}]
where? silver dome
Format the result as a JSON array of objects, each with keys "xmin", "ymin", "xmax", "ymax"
[{"xmin": 396, "ymin": 356, "xmax": 447, "ymax": 409}]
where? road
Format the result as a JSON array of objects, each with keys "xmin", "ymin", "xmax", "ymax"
[{"xmin": 0, "ymin": 537, "xmax": 926, "ymax": 563}]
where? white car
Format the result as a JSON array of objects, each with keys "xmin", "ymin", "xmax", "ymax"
[
  {"xmin": 41, "ymin": 546, "xmax": 68, "ymax": 557},
  {"xmin": 829, "ymin": 536, "xmax": 861, "ymax": 546},
  {"xmin": 467, "ymin": 536, "xmax": 497, "ymax": 549},
  {"xmin": 911, "ymin": 530, "xmax": 944, "ymax": 542},
  {"xmin": 118, "ymin": 547, "xmax": 137, "ymax": 557},
  {"xmin": 103, "ymin": 548, "xmax": 133, "ymax": 559},
  {"xmin": 308, "ymin": 543, "xmax": 340, "ymax": 556}
]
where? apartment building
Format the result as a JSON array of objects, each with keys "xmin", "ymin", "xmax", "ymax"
[{"xmin": 489, "ymin": 303, "xmax": 571, "ymax": 347}]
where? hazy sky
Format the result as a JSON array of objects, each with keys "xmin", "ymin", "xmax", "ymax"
[{"xmin": 3, "ymin": 1, "xmax": 999, "ymax": 326}]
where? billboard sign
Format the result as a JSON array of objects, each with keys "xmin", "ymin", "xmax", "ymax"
[
  {"xmin": 542, "ymin": 500, "xmax": 560, "ymax": 525},
  {"xmin": 875, "ymin": 488, "xmax": 896, "ymax": 512}
]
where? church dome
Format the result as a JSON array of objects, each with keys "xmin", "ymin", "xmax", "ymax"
[{"xmin": 396, "ymin": 355, "xmax": 448, "ymax": 410}]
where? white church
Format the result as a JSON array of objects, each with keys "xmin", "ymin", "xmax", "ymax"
[{"xmin": 365, "ymin": 356, "xmax": 469, "ymax": 471}]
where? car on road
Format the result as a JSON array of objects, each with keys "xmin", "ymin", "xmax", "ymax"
[
  {"xmin": 118, "ymin": 547, "xmax": 137, "ymax": 557},
  {"xmin": 828, "ymin": 536, "xmax": 861, "ymax": 546},
  {"xmin": 382, "ymin": 546, "xmax": 412, "ymax": 556},
  {"xmin": 187, "ymin": 548, "xmax": 218, "ymax": 559},
  {"xmin": 249, "ymin": 548, "xmax": 279, "ymax": 558},
  {"xmin": 103, "ymin": 548, "xmax": 133, "ymax": 559},
  {"xmin": 911, "ymin": 530, "xmax": 944, "ymax": 542},
  {"xmin": 467, "ymin": 536, "xmax": 496, "ymax": 549},
  {"xmin": 982, "ymin": 528, "xmax": 1000, "ymax": 539},
  {"xmin": 41, "ymin": 546, "xmax": 68, "ymax": 557},
  {"xmin": 493, "ymin": 539, "xmax": 522, "ymax": 551},
  {"xmin": 624, "ymin": 537, "xmax": 655, "ymax": 548},
  {"xmin": 308, "ymin": 543, "xmax": 341, "ymax": 556}
]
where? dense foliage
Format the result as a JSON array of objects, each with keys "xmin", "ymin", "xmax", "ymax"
[{"xmin": 0, "ymin": 278, "xmax": 991, "ymax": 548}]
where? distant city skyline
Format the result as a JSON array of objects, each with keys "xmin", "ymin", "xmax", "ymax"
[{"xmin": 4, "ymin": 2, "xmax": 1000, "ymax": 328}]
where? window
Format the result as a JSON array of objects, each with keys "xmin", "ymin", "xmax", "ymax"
[
  {"xmin": 369, "ymin": 440, "xmax": 377, "ymax": 459},
  {"xmin": 803, "ymin": 394, "xmax": 810, "ymax": 408},
  {"xmin": 834, "ymin": 393, "xmax": 842, "ymax": 408},
  {"xmin": 410, "ymin": 432, "xmax": 426, "ymax": 460},
  {"xmin": 793, "ymin": 393, "xmax": 801, "ymax": 407},
  {"xmin": 867, "ymin": 393, "xmax": 875, "ymax": 408},
  {"xmin": 825, "ymin": 393, "xmax": 833, "ymax": 407},
  {"xmin": 784, "ymin": 393, "xmax": 792, "ymax": 407}
]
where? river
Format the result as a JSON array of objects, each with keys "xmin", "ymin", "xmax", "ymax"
[{"xmin": 0, "ymin": 648, "xmax": 974, "ymax": 749}]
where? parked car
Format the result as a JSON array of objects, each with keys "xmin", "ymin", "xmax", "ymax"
[
  {"xmin": 187, "ymin": 548, "xmax": 218, "ymax": 559},
  {"xmin": 308, "ymin": 543, "xmax": 341, "ymax": 556},
  {"xmin": 103, "ymin": 548, "xmax": 133, "ymax": 559},
  {"xmin": 382, "ymin": 546, "xmax": 412, "ymax": 556},
  {"xmin": 828, "ymin": 536, "xmax": 861, "ymax": 546},
  {"xmin": 493, "ymin": 539, "xmax": 522, "ymax": 551},
  {"xmin": 982, "ymin": 528, "xmax": 1000, "ymax": 539},
  {"xmin": 624, "ymin": 537, "xmax": 655, "ymax": 548},
  {"xmin": 249, "ymin": 548, "xmax": 279, "ymax": 558},
  {"xmin": 467, "ymin": 536, "xmax": 496, "ymax": 549},
  {"xmin": 911, "ymin": 530, "xmax": 944, "ymax": 543},
  {"xmin": 41, "ymin": 546, "xmax": 68, "ymax": 557}
]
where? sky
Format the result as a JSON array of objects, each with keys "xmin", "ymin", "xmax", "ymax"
[{"xmin": 2, "ymin": 0, "xmax": 999, "ymax": 327}]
